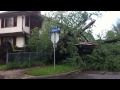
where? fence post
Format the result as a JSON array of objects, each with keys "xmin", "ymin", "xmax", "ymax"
[
  {"xmin": 6, "ymin": 52, "xmax": 8, "ymax": 65},
  {"xmin": 29, "ymin": 52, "xmax": 31, "ymax": 64}
]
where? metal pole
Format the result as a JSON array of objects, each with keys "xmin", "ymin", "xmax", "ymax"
[
  {"xmin": 54, "ymin": 32, "xmax": 56, "ymax": 69},
  {"xmin": 54, "ymin": 45, "xmax": 55, "ymax": 69},
  {"xmin": 6, "ymin": 52, "xmax": 8, "ymax": 65},
  {"xmin": 29, "ymin": 52, "xmax": 31, "ymax": 64}
]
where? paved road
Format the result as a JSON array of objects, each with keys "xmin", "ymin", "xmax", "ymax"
[
  {"xmin": 0, "ymin": 66, "xmax": 45, "ymax": 79},
  {"xmin": 64, "ymin": 71, "xmax": 120, "ymax": 79},
  {"xmin": 1, "ymin": 67, "xmax": 120, "ymax": 79},
  {"xmin": 35, "ymin": 71, "xmax": 120, "ymax": 79}
]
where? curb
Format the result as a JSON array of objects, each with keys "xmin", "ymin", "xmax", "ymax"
[{"xmin": 23, "ymin": 70, "xmax": 80, "ymax": 79}]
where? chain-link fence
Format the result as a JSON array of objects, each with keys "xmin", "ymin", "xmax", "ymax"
[{"xmin": 6, "ymin": 52, "xmax": 46, "ymax": 66}]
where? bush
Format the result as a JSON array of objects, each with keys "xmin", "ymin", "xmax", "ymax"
[
  {"xmin": 6, "ymin": 59, "xmax": 47, "ymax": 70},
  {"xmin": 81, "ymin": 42, "xmax": 120, "ymax": 71},
  {"xmin": 63, "ymin": 50, "xmax": 86, "ymax": 70}
]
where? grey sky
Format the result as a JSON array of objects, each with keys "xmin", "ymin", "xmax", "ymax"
[{"xmin": 1, "ymin": 11, "xmax": 120, "ymax": 39}]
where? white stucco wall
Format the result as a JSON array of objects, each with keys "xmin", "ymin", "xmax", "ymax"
[
  {"xmin": 0, "ymin": 15, "xmax": 30, "ymax": 47},
  {"xmin": 23, "ymin": 15, "xmax": 30, "ymax": 34},
  {"xmin": 0, "ymin": 16, "xmax": 22, "ymax": 34},
  {"xmin": 16, "ymin": 36, "xmax": 25, "ymax": 47}
]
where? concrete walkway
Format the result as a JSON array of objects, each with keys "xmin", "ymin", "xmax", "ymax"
[{"xmin": 0, "ymin": 66, "xmax": 45, "ymax": 79}]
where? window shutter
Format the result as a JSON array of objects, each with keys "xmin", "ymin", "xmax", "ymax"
[
  {"xmin": 1, "ymin": 19, "xmax": 4, "ymax": 28},
  {"xmin": 14, "ymin": 16, "xmax": 17, "ymax": 27},
  {"xmin": 5, "ymin": 18, "xmax": 7, "ymax": 27}
]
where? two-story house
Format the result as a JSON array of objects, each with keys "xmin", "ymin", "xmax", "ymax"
[{"xmin": 0, "ymin": 11, "xmax": 43, "ymax": 48}]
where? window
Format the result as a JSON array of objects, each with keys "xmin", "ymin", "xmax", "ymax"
[
  {"xmin": 4, "ymin": 38, "xmax": 13, "ymax": 44},
  {"xmin": 1, "ymin": 17, "xmax": 17, "ymax": 28},
  {"xmin": 5, "ymin": 17, "xmax": 14, "ymax": 27},
  {"xmin": 2, "ymin": 37, "xmax": 16, "ymax": 46},
  {"xmin": 25, "ymin": 16, "xmax": 30, "ymax": 27}
]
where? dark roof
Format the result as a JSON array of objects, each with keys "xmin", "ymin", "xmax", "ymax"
[{"xmin": 0, "ymin": 11, "xmax": 41, "ymax": 18}]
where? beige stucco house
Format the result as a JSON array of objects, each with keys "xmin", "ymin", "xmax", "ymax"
[{"xmin": 0, "ymin": 11, "xmax": 43, "ymax": 48}]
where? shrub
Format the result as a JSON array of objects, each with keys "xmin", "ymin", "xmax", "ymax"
[{"xmin": 81, "ymin": 42, "xmax": 120, "ymax": 71}]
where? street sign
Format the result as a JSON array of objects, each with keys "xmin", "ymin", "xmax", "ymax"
[
  {"xmin": 49, "ymin": 27, "xmax": 61, "ymax": 70},
  {"xmin": 50, "ymin": 32, "xmax": 59, "ymax": 70},
  {"xmin": 49, "ymin": 27, "xmax": 61, "ymax": 33},
  {"xmin": 51, "ymin": 33, "xmax": 59, "ymax": 44}
]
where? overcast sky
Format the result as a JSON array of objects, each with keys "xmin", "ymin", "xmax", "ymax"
[{"xmin": 1, "ymin": 11, "xmax": 120, "ymax": 39}]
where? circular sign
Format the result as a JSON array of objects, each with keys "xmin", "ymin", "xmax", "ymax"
[{"xmin": 51, "ymin": 33, "xmax": 59, "ymax": 44}]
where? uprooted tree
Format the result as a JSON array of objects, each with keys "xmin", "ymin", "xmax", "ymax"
[
  {"xmin": 27, "ymin": 11, "xmax": 102, "ymax": 66},
  {"xmin": 27, "ymin": 12, "xmax": 120, "ymax": 71},
  {"xmin": 81, "ymin": 18, "xmax": 120, "ymax": 71}
]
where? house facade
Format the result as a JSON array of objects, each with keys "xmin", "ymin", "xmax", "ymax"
[{"xmin": 0, "ymin": 11, "xmax": 43, "ymax": 48}]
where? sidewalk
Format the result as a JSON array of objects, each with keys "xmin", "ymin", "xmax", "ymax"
[
  {"xmin": 0, "ymin": 66, "xmax": 45, "ymax": 79},
  {"xmin": 0, "ymin": 66, "xmax": 79, "ymax": 79}
]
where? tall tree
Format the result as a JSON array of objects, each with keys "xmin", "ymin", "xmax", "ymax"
[
  {"xmin": 27, "ymin": 11, "xmax": 101, "ymax": 63},
  {"xmin": 105, "ymin": 18, "xmax": 120, "ymax": 40},
  {"xmin": 105, "ymin": 30, "xmax": 116, "ymax": 40}
]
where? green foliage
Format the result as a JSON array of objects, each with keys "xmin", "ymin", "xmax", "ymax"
[
  {"xmin": 105, "ymin": 18, "xmax": 120, "ymax": 40},
  {"xmin": 0, "ymin": 65, "xmax": 7, "ymax": 71},
  {"xmin": 112, "ymin": 18, "xmax": 120, "ymax": 34},
  {"xmin": 27, "ymin": 23, "xmax": 53, "ymax": 60},
  {"xmin": 27, "ymin": 11, "xmax": 101, "ymax": 66},
  {"xmin": 25, "ymin": 65, "xmax": 75, "ymax": 76},
  {"xmin": 82, "ymin": 42, "xmax": 120, "ymax": 71},
  {"xmin": 83, "ymin": 30, "xmax": 95, "ymax": 42},
  {"xmin": 27, "ymin": 27, "xmax": 52, "ymax": 52},
  {"xmin": 88, "ymin": 18, "xmax": 120, "ymax": 71},
  {"xmin": 6, "ymin": 60, "xmax": 46, "ymax": 70},
  {"xmin": 105, "ymin": 30, "xmax": 117, "ymax": 40}
]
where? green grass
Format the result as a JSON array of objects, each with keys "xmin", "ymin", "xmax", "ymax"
[
  {"xmin": 25, "ymin": 65, "xmax": 75, "ymax": 76},
  {"xmin": 0, "ymin": 65, "xmax": 7, "ymax": 71}
]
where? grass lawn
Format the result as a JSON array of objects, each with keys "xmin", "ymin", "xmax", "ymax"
[
  {"xmin": 0, "ymin": 65, "xmax": 7, "ymax": 71},
  {"xmin": 25, "ymin": 65, "xmax": 75, "ymax": 76}
]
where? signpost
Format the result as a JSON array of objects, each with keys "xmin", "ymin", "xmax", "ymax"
[{"xmin": 50, "ymin": 27, "xmax": 60, "ymax": 69}]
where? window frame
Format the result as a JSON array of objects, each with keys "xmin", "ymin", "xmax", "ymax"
[
  {"xmin": 1, "ymin": 16, "xmax": 17, "ymax": 28},
  {"xmin": 5, "ymin": 17, "xmax": 14, "ymax": 27}
]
